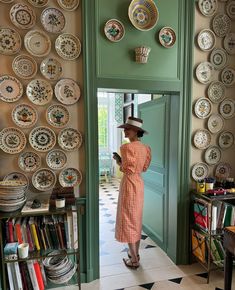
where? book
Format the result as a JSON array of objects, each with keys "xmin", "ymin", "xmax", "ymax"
[
  {"xmin": 27, "ymin": 261, "xmax": 40, "ymax": 290},
  {"xmin": 72, "ymin": 207, "xmax": 78, "ymax": 249},
  {"xmin": 194, "ymin": 199, "xmax": 209, "ymax": 231},
  {"xmin": 33, "ymin": 261, "xmax": 45, "ymax": 290},
  {"xmin": 28, "ymin": 217, "xmax": 40, "ymax": 251},
  {"xmin": 15, "ymin": 217, "xmax": 23, "ymax": 244},
  {"xmin": 19, "ymin": 261, "xmax": 34, "ymax": 290},
  {"xmin": 6, "ymin": 263, "xmax": 14, "ymax": 290},
  {"xmin": 21, "ymin": 199, "xmax": 49, "ymax": 214},
  {"xmin": 4, "ymin": 242, "xmax": 18, "ymax": 261},
  {"xmin": 12, "ymin": 261, "xmax": 23, "ymax": 290},
  {"xmin": 191, "ymin": 229, "xmax": 206, "ymax": 263}
]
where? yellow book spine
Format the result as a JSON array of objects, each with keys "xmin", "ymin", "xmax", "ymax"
[{"xmin": 30, "ymin": 224, "xmax": 40, "ymax": 251}]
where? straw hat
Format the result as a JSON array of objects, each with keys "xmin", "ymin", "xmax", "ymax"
[{"xmin": 117, "ymin": 116, "xmax": 148, "ymax": 134}]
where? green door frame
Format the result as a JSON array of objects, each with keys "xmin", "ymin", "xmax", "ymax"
[{"xmin": 82, "ymin": 0, "xmax": 195, "ymax": 282}]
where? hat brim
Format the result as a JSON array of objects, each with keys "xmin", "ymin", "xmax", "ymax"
[{"xmin": 117, "ymin": 123, "xmax": 148, "ymax": 134}]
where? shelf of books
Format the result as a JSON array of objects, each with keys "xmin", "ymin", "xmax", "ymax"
[
  {"xmin": 0, "ymin": 205, "xmax": 81, "ymax": 290},
  {"xmin": 191, "ymin": 193, "xmax": 235, "ymax": 283}
]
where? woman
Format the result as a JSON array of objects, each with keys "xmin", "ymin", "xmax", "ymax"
[{"xmin": 113, "ymin": 116, "xmax": 151, "ymax": 269}]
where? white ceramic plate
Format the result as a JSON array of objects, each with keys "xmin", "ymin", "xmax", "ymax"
[
  {"xmin": 219, "ymin": 98, "xmax": 235, "ymax": 119},
  {"xmin": 197, "ymin": 29, "xmax": 216, "ymax": 51},
  {"xmin": 159, "ymin": 27, "xmax": 176, "ymax": 48},
  {"xmin": 224, "ymin": 32, "xmax": 235, "ymax": 55},
  {"xmin": 194, "ymin": 97, "xmax": 212, "ymax": 119},
  {"xmin": 55, "ymin": 33, "xmax": 81, "ymax": 60},
  {"xmin": 207, "ymin": 81, "xmax": 225, "ymax": 103},
  {"xmin": 55, "ymin": 78, "xmax": 81, "ymax": 105},
  {"xmin": 212, "ymin": 14, "xmax": 231, "ymax": 37},
  {"xmin": 40, "ymin": 57, "xmax": 63, "ymax": 81},
  {"xmin": 46, "ymin": 104, "xmax": 70, "ymax": 128},
  {"xmin": 18, "ymin": 151, "xmax": 41, "ymax": 172},
  {"xmin": 198, "ymin": 0, "xmax": 218, "ymax": 17},
  {"xmin": 104, "ymin": 19, "xmax": 125, "ymax": 42},
  {"xmin": 210, "ymin": 48, "xmax": 227, "ymax": 70},
  {"xmin": 41, "ymin": 7, "xmax": 65, "ymax": 34},
  {"xmin": 10, "ymin": 3, "xmax": 36, "ymax": 30},
  {"xmin": 0, "ymin": 75, "xmax": 23, "ymax": 103},
  {"xmin": 4, "ymin": 172, "xmax": 29, "ymax": 186},
  {"xmin": 191, "ymin": 162, "xmax": 209, "ymax": 181},
  {"xmin": 0, "ymin": 127, "xmax": 26, "ymax": 154},
  {"xmin": 26, "ymin": 79, "xmax": 53, "ymax": 106},
  {"xmin": 32, "ymin": 168, "xmax": 56, "ymax": 191},
  {"xmin": 58, "ymin": 127, "xmax": 82, "ymax": 151},
  {"xmin": 46, "ymin": 149, "xmax": 67, "ymax": 170},
  {"xmin": 27, "ymin": 0, "xmax": 48, "ymax": 7},
  {"xmin": 204, "ymin": 146, "xmax": 221, "ymax": 165},
  {"xmin": 0, "ymin": 27, "xmax": 21, "ymax": 55},
  {"xmin": 218, "ymin": 131, "xmax": 234, "ymax": 149},
  {"xmin": 57, "ymin": 0, "xmax": 79, "ymax": 11},
  {"xmin": 193, "ymin": 129, "xmax": 212, "ymax": 149},
  {"xmin": 12, "ymin": 54, "xmax": 37, "ymax": 79},
  {"xmin": 12, "ymin": 103, "xmax": 38, "ymax": 129},
  {"xmin": 221, "ymin": 67, "xmax": 235, "ymax": 86},
  {"xmin": 24, "ymin": 30, "xmax": 51, "ymax": 57},
  {"xmin": 207, "ymin": 114, "xmax": 224, "ymax": 134},
  {"xmin": 195, "ymin": 62, "xmax": 214, "ymax": 84},
  {"xmin": 226, "ymin": 0, "xmax": 235, "ymax": 19},
  {"xmin": 29, "ymin": 126, "xmax": 56, "ymax": 152},
  {"xmin": 215, "ymin": 162, "xmax": 231, "ymax": 178},
  {"xmin": 59, "ymin": 167, "xmax": 82, "ymax": 187}
]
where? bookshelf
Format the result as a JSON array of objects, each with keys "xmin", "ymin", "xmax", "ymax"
[
  {"xmin": 0, "ymin": 203, "xmax": 81, "ymax": 290},
  {"xmin": 191, "ymin": 192, "xmax": 235, "ymax": 283}
]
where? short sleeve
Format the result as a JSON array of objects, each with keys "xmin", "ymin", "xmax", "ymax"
[
  {"xmin": 143, "ymin": 146, "xmax": 151, "ymax": 172},
  {"xmin": 120, "ymin": 144, "xmax": 136, "ymax": 174}
]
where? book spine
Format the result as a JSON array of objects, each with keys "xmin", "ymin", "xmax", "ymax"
[
  {"xmin": 26, "ymin": 261, "xmax": 40, "ymax": 290},
  {"xmin": 13, "ymin": 261, "xmax": 23, "ymax": 290},
  {"xmin": 15, "ymin": 224, "xmax": 23, "ymax": 245},
  {"xmin": 72, "ymin": 210, "xmax": 78, "ymax": 249},
  {"xmin": 21, "ymin": 262, "xmax": 34, "ymax": 290},
  {"xmin": 8, "ymin": 219, "xmax": 15, "ymax": 243},
  {"xmin": 19, "ymin": 262, "xmax": 28, "ymax": 290},
  {"xmin": 33, "ymin": 261, "xmax": 45, "ymax": 290},
  {"xmin": 39, "ymin": 261, "xmax": 47, "ymax": 287},
  {"xmin": 30, "ymin": 224, "xmax": 40, "ymax": 251},
  {"xmin": 6, "ymin": 263, "xmax": 14, "ymax": 290},
  {"xmin": 26, "ymin": 225, "xmax": 34, "ymax": 252}
]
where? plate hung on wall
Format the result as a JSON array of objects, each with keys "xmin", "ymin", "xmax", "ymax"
[
  {"xmin": 210, "ymin": 48, "xmax": 227, "ymax": 70},
  {"xmin": 12, "ymin": 54, "xmax": 38, "ymax": 79},
  {"xmin": 18, "ymin": 151, "xmax": 41, "ymax": 172},
  {"xmin": 29, "ymin": 126, "xmax": 56, "ymax": 152},
  {"xmin": 219, "ymin": 98, "xmax": 235, "ymax": 119},
  {"xmin": 41, "ymin": 7, "xmax": 65, "ymax": 34},
  {"xmin": 26, "ymin": 79, "xmax": 53, "ymax": 106},
  {"xmin": 0, "ymin": 75, "xmax": 23, "ymax": 103},
  {"xmin": 194, "ymin": 97, "xmax": 212, "ymax": 119},
  {"xmin": 198, "ymin": 0, "xmax": 218, "ymax": 17},
  {"xmin": 24, "ymin": 30, "xmax": 51, "ymax": 57},
  {"xmin": 193, "ymin": 129, "xmax": 212, "ymax": 149},
  {"xmin": 32, "ymin": 168, "xmax": 57, "ymax": 191},
  {"xmin": 223, "ymin": 33, "xmax": 235, "ymax": 55},
  {"xmin": 0, "ymin": 27, "xmax": 21, "ymax": 55},
  {"xmin": 104, "ymin": 19, "xmax": 125, "ymax": 42},
  {"xmin": 55, "ymin": 33, "xmax": 81, "ymax": 60},
  {"xmin": 215, "ymin": 162, "xmax": 231, "ymax": 178},
  {"xmin": 58, "ymin": 127, "xmax": 82, "ymax": 151},
  {"xmin": 226, "ymin": 0, "xmax": 235, "ymax": 19},
  {"xmin": 54, "ymin": 78, "xmax": 81, "ymax": 105},
  {"xmin": 0, "ymin": 127, "xmax": 26, "ymax": 154},
  {"xmin": 159, "ymin": 27, "xmax": 176, "ymax": 48},
  {"xmin": 10, "ymin": 3, "xmax": 36, "ymax": 30},
  {"xmin": 12, "ymin": 103, "xmax": 38, "ymax": 129},
  {"xmin": 212, "ymin": 14, "xmax": 231, "ymax": 37},
  {"xmin": 27, "ymin": 0, "xmax": 48, "ymax": 8},
  {"xmin": 46, "ymin": 149, "xmax": 67, "ymax": 170},
  {"xmin": 40, "ymin": 57, "xmax": 63, "ymax": 81},
  {"xmin": 218, "ymin": 131, "xmax": 234, "ymax": 149},
  {"xmin": 204, "ymin": 145, "xmax": 221, "ymax": 165},
  {"xmin": 197, "ymin": 29, "xmax": 216, "ymax": 51},
  {"xmin": 57, "ymin": 0, "xmax": 80, "ymax": 11},
  {"xmin": 207, "ymin": 81, "xmax": 225, "ymax": 103},
  {"xmin": 207, "ymin": 113, "xmax": 224, "ymax": 134},
  {"xmin": 220, "ymin": 67, "xmax": 235, "ymax": 86},
  {"xmin": 191, "ymin": 162, "xmax": 209, "ymax": 181},
  {"xmin": 195, "ymin": 62, "xmax": 215, "ymax": 84},
  {"xmin": 46, "ymin": 104, "xmax": 70, "ymax": 128},
  {"xmin": 59, "ymin": 167, "xmax": 82, "ymax": 187}
]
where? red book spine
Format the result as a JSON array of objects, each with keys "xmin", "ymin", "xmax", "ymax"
[
  {"xmin": 15, "ymin": 224, "xmax": 23, "ymax": 244},
  {"xmin": 8, "ymin": 219, "xmax": 14, "ymax": 243},
  {"xmin": 26, "ymin": 225, "xmax": 34, "ymax": 252},
  {"xmin": 33, "ymin": 261, "xmax": 45, "ymax": 290}
]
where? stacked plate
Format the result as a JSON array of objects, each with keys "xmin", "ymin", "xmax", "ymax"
[{"xmin": 0, "ymin": 180, "xmax": 27, "ymax": 212}]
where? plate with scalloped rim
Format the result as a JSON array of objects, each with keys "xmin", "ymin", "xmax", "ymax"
[
  {"xmin": 46, "ymin": 104, "xmax": 70, "ymax": 128},
  {"xmin": 12, "ymin": 54, "xmax": 38, "ymax": 80},
  {"xmin": 10, "ymin": 3, "xmax": 36, "ymax": 30},
  {"xmin": 226, "ymin": 0, "xmax": 235, "ymax": 19},
  {"xmin": 212, "ymin": 14, "xmax": 231, "ymax": 37},
  {"xmin": 59, "ymin": 167, "xmax": 82, "ymax": 187},
  {"xmin": 194, "ymin": 97, "xmax": 212, "ymax": 119},
  {"xmin": 55, "ymin": 33, "xmax": 81, "ymax": 60},
  {"xmin": 207, "ymin": 81, "xmax": 225, "ymax": 103},
  {"xmin": 204, "ymin": 145, "xmax": 221, "ymax": 165},
  {"xmin": 27, "ymin": 0, "xmax": 48, "ymax": 7},
  {"xmin": 0, "ymin": 75, "xmax": 23, "ymax": 103},
  {"xmin": 191, "ymin": 162, "xmax": 209, "ymax": 181},
  {"xmin": 32, "ymin": 168, "xmax": 57, "ymax": 191},
  {"xmin": 41, "ymin": 7, "xmax": 65, "ymax": 34},
  {"xmin": 210, "ymin": 48, "xmax": 227, "ymax": 70},
  {"xmin": 12, "ymin": 103, "xmax": 38, "ymax": 129},
  {"xmin": 207, "ymin": 114, "xmax": 224, "ymax": 134},
  {"xmin": 24, "ymin": 30, "xmax": 51, "ymax": 58},
  {"xmin": 58, "ymin": 127, "xmax": 82, "ymax": 151},
  {"xmin": 57, "ymin": 0, "xmax": 79, "ymax": 11},
  {"xmin": 221, "ymin": 67, "xmax": 235, "ymax": 86},
  {"xmin": 55, "ymin": 78, "xmax": 81, "ymax": 105},
  {"xmin": 195, "ymin": 62, "xmax": 214, "ymax": 84},
  {"xmin": 193, "ymin": 129, "xmax": 212, "ymax": 149},
  {"xmin": 29, "ymin": 126, "xmax": 56, "ymax": 152},
  {"xmin": 104, "ymin": 19, "xmax": 125, "ymax": 42},
  {"xmin": 46, "ymin": 149, "xmax": 67, "ymax": 170},
  {"xmin": 215, "ymin": 162, "xmax": 231, "ymax": 178},
  {"xmin": 27, "ymin": 79, "xmax": 53, "ymax": 106},
  {"xmin": 0, "ymin": 27, "xmax": 21, "ymax": 55},
  {"xmin": 40, "ymin": 57, "xmax": 63, "ymax": 81},
  {"xmin": 0, "ymin": 127, "xmax": 26, "ymax": 154},
  {"xmin": 224, "ymin": 33, "xmax": 235, "ymax": 55},
  {"xmin": 18, "ymin": 151, "xmax": 41, "ymax": 172},
  {"xmin": 218, "ymin": 131, "xmax": 234, "ymax": 149},
  {"xmin": 219, "ymin": 98, "xmax": 235, "ymax": 119},
  {"xmin": 198, "ymin": 0, "xmax": 218, "ymax": 17},
  {"xmin": 197, "ymin": 29, "xmax": 216, "ymax": 51}
]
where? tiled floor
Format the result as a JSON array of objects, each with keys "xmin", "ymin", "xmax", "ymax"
[{"xmin": 79, "ymin": 178, "xmax": 234, "ymax": 290}]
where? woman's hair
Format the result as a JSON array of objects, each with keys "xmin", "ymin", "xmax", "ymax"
[{"xmin": 137, "ymin": 130, "xmax": 144, "ymax": 138}]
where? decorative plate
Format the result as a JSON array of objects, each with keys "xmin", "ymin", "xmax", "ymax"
[
  {"xmin": 58, "ymin": 128, "xmax": 82, "ymax": 151},
  {"xmin": 0, "ymin": 0, "xmax": 14, "ymax": 2},
  {"xmin": 159, "ymin": 27, "xmax": 176, "ymax": 48},
  {"xmin": 10, "ymin": 3, "xmax": 36, "ymax": 30},
  {"xmin": 32, "ymin": 168, "xmax": 56, "ymax": 191},
  {"xmin": 128, "ymin": 0, "xmax": 159, "ymax": 31},
  {"xmin": 207, "ymin": 81, "xmax": 225, "ymax": 103},
  {"xmin": 55, "ymin": 33, "xmax": 81, "ymax": 60},
  {"xmin": 0, "ymin": 75, "xmax": 23, "ymax": 103},
  {"xmin": 46, "ymin": 104, "xmax": 70, "ymax": 128},
  {"xmin": 218, "ymin": 131, "xmax": 234, "ymax": 149},
  {"xmin": 191, "ymin": 162, "xmax": 209, "ymax": 181},
  {"xmin": 59, "ymin": 167, "xmax": 82, "ymax": 187},
  {"xmin": 221, "ymin": 67, "xmax": 235, "ymax": 86},
  {"xmin": 219, "ymin": 98, "xmax": 235, "ymax": 119},
  {"xmin": 212, "ymin": 14, "xmax": 231, "ymax": 37},
  {"xmin": 29, "ymin": 126, "xmax": 56, "ymax": 152},
  {"xmin": 204, "ymin": 146, "xmax": 221, "ymax": 165},
  {"xmin": 209, "ymin": 48, "xmax": 227, "ymax": 70},
  {"xmin": 193, "ymin": 129, "xmax": 212, "ymax": 149},
  {"xmin": 104, "ymin": 19, "xmax": 125, "ymax": 42},
  {"xmin": 195, "ymin": 62, "xmax": 214, "ymax": 84},
  {"xmin": 0, "ymin": 27, "xmax": 21, "ymax": 55},
  {"xmin": 41, "ymin": 7, "xmax": 65, "ymax": 34},
  {"xmin": 223, "ymin": 33, "xmax": 235, "ymax": 55},
  {"xmin": 12, "ymin": 103, "xmax": 38, "ymax": 129},
  {"xmin": 18, "ymin": 151, "xmax": 41, "ymax": 172},
  {"xmin": 215, "ymin": 162, "xmax": 231, "ymax": 178},
  {"xmin": 197, "ymin": 29, "xmax": 216, "ymax": 51},
  {"xmin": 194, "ymin": 97, "xmax": 212, "ymax": 119},
  {"xmin": 46, "ymin": 149, "xmax": 67, "ymax": 170},
  {"xmin": 226, "ymin": 0, "xmax": 235, "ymax": 19},
  {"xmin": 4, "ymin": 172, "xmax": 29, "ymax": 185},
  {"xmin": 198, "ymin": 0, "xmax": 218, "ymax": 17},
  {"xmin": 57, "ymin": 0, "xmax": 79, "ymax": 11},
  {"xmin": 54, "ymin": 78, "xmax": 81, "ymax": 105},
  {"xmin": 0, "ymin": 127, "xmax": 26, "ymax": 154},
  {"xmin": 24, "ymin": 30, "xmax": 51, "ymax": 57},
  {"xmin": 40, "ymin": 57, "xmax": 63, "ymax": 81},
  {"xmin": 207, "ymin": 114, "xmax": 224, "ymax": 134},
  {"xmin": 27, "ymin": 0, "xmax": 48, "ymax": 7},
  {"xmin": 26, "ymin": 79, "xmax": 53, "ymax": 106},
  {"xmin": 12, "ymin": 54, "xmax": 37, "ymax": 79}
]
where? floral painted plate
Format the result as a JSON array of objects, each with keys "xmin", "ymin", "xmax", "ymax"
[
  {"xmin": 207, "ymin": 81, "xmax": 225, "ymax": 103},
  {"xmin": 41, "ymin": 7, "xmax": 65, "ymax": 34},
  {"xmin": 46, "ymin": 149, "xmax": 67, "ymax": 170},
  {"xmin": 159, "ymin": 27, "xmax": 176, "ymax": 48},
  {"xmin": 204, "ymin": 146, "xmax": 221, "ymax": 165},
  {"xmin": 218, "ymin": 131, "xmax": 234, "ymax": 149},
  {"xmin": 0, "ymin": 75, "xmax": 23, "ymax": 103},
  {"xmin": 191, "ymin": 162, "xmax": 209, "ymax": 181},
  {"xmin": 12, "ymin": 103, "xmax": 38, "ymax": 128},
  {"xmin": 0, "ymin": 127, "xmax": 26, "ymax": 154},
  {"xmin": 12, "ymin": 54, "xmax": 37, "ymax": 79},
  {"xmin": 226, "ymin": 0, "xmax": 235, "ymax": 19},
  {"xmin": 212, "ymin": 14, "xmax": 231, "ymax": 37},
  {"xmin": 215, "ymin": 162, "xmax": 231, "ymax": 178},
  {"xmin": 55, "ymin": 78, "xmax": 81, "ymax": 105},
  {"xmin": 58, "ymin": 127, "xmax": 82, "ymax": 151},
  {"xmin": 4, "ymin": 172, "xmax": 29, "ymax": 186},
  {"xmin": 224, "ymin": 32, "xmax": 235, "ymax": 55},
  {"xmin": 195, "ymin": 62, "xmax": 214, "ymax": 84},
  {"xmin": 26, "ymin": 79, "xmax": 53, "ymax": 106},
  {"xmin": 24, "ymin": 30, "xmax": 51, "ymax": 57},
  {"xmin": 18, "ymin": 151, "xmax": 41, "ymax": 172},
  {"xmin": 55, "ymin": 33, "xmax": 81, "ymax": 60},
  {"xmin": 59, "ymin": 167, "xmax": 82, "ymax": 187},
  {"xmin": 207, "ymin": 114, "xmax": 224, "ymax": 134},
  {"xmin": 57, "ymin": 0, "xmax": 79, "ymax": 11},
  {"xmin": 46, "ymin": 104, "xmax": 70, "ymax": 128},
  {"xmin": 198, "ymin": 0, "xmax": 218, "ymax": 17},
  {"xmin": 32, "ymin": 168, "xmax": 56, "ymax": 191},
  {"xmin": 27, "ymin": 0, "xmax": 48, "ymax": 7},
  {"xmin": 221, "ymin": 67, "xmax": 235, "ymax": 86},
  {"xmin": 29, "ymin": 126, "xmax": 56, "ymax": 152},
  {"xmin": 219, "ymin": 98, "xmax": 235, "ymax": 119},
  {"xmin": 40, "ymin": 57, "xmax": 63, "ymax": 81},
  {"xmin": 104, "ymin": 19, "xmax": 125, "ymax": 42},
  {"xmin": 10, "ymin": 3, "xmax": 36, "ymax": 30},
  {"xmin": 193, "ymin": 129, "xmax": 211, "ymax": 149},
  {"xmin": 0, "ymin": 27, "xmax": 21, "ymax": 55},
  {"xmin": 210, "ymin": 48, "xmax": 227, "ymax": 70},
  {"xmin": 194, "ymin": 97, "xmax": 212, "ymax": 119},
  {"xmin": 197, "ymin": 29, "xmax": 216, "ymax": 51}
]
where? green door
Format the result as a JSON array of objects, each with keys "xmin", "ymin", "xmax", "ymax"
[{"xmin": 139, "ymin": 95, "xmax": 179, "ymax": 261}]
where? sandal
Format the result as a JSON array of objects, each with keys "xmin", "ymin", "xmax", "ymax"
[
  {"xmin": 127, "ymin": 251, "xmax": 140, "ymax": 261},
  {"xmin": 123, "ymin": 258, "xmax": 139, "ymax": 269}
]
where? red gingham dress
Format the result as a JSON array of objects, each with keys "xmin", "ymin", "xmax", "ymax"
[{"xmin": 115, "ymin": 141, "xmax": 151, "ymax": 243}]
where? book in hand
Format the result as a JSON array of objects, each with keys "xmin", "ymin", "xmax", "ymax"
[{"xmin": 21, "ymin": 199, "xmax": 49, "ymax": 214}]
